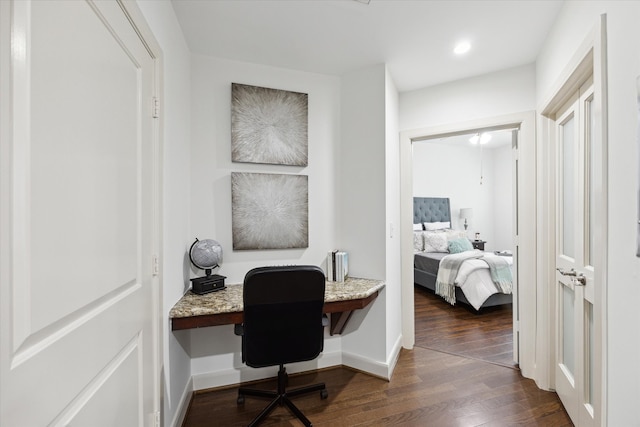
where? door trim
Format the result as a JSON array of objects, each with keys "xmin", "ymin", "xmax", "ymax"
[
  {"xmin": 399, "ymin": 111, "xmax": 537, "ymax": 381},
  {"xmin": 538, "ymin": 14, "xmax": 608, "ymax": 425},
  {"xmin": 107, "ymin": 0, "xmax": 165, "ymax": 420}
]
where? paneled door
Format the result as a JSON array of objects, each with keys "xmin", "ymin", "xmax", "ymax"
[
  {"xmin": 554, "ymin": 78, "xmax": 597, "ymax": 427},
  {"xmin": 1, "ymin": 1, "xmax": 159, "ymax": 425}
]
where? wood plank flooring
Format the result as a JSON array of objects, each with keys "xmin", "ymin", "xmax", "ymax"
[
  {"xmin": 181, "ymin": 287, "xmax": 572, "ymax": 426},
  {"xmin": 414, "ymin": 285, "xmax": 516, "ymax": 368}
]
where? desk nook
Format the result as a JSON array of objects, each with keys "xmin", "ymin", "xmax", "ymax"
[{"xmin": 170, "ymin": 276, "xmax": 385, "ymax": 335}]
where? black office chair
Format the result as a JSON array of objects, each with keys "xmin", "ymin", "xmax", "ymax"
[{"xmin": 235, "ymin": 265, "xmax": 328, "ymax": 427}]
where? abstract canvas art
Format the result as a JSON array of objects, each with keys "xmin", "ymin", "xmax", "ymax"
[
  {"xmin": 231, "ymin": 83, "xmax": 308, "ymax": 166},
  {"xmin": 231, "ymin": 172, "xmax": 308, "ymax": 250}
]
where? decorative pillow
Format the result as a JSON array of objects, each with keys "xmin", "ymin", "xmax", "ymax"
[
  {"xmin": 448, "ymin": 238, "xmax": 474, "ymax": 254},
  {"xmin": 423, "ymin": 231, "xmax": 449, "ymax": 253},
  {"xmin": 413, "ymin": 231, "xmax": 424, "ymax": 252},
  {"xmin": 413, "ymin": 223, "xmax": 423, "ymax": 231},
  {"xmin": 423, "ymin": 221, "xmax": 451, "ymax": 231},
  {"xmin": 444, "ymin": 229, "xmax": 467, "ymax": 240}
]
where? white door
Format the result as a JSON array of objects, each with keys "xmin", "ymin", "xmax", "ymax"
[
  {"xmin": 554, "ymin": 79, "xmax": 597, "ymax": 426},
  {"xmin": 0, "ymin": 1, "xmax": 159, "ymax": 425}
]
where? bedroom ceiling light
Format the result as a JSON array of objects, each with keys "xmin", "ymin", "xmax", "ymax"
[
  {"xmin": 469, "ymin": 132, "xmax": 491, "ymax": 185},
  {"xmin": 454, "ymin": 41, "xmax": 471, "ymax": 55},
  {"xmin": 469, "ymin": 133, "xmax": 491, "ymax": 145}
]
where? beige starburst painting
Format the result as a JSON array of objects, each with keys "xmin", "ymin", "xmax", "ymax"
[
  {"xmin": 231, "ymin": 172, "xmax": 308, "ymax": 250},
  {"xmin": 231, "ymin": 83, "xmax": 308, "ymax": 166}
]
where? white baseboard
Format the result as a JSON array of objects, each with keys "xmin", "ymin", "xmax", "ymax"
[
  {"xmin": 170, "ymin": 376, "xmax": 193, "ymax": 427},
  {"xmin": 189, "ymin": 344, "xmax": 399, "ymax": 392},
  {"xmin": 386, "ymin": 335, "xmax": 403, "ymax": 378},
  {"xmin": 192, "ymin": 350, "xmax": 343, "ymax": 391},
  {"xmin": 342, "ymin": 349, "xmax": 392, "ymax": 380}
]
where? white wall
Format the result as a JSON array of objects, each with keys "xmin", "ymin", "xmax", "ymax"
[
  {"xmin": 536, "ymin": 2, "xmax": 640, "ymax": 424},
  {"xmin": 136, "ymin": 2, "xmax": 193, "ymax": 426},
  {"xmin": 338, "ymin": 64, "xmax": 389, "ymax": 372},
  {"xmin": 188, "ymin": 55, "xmax": 347, "ymax": 387},
  {"xmin": 190, "ymin": 55, "xmax": 340, "ymax": 283},
  {"xmin": 412, "ymin": 141, "xmax": 514, "ymax": 252},
  {"xmin": 400, "ymin": 64, "xmax": 534, "ymax": 253},
  {"xmin": 400, "ymin": 64, "xmax": 536, "ymax": 131},
  {"xmin": 385, "ymin": 68, "xmax": 403, "ymax": 366},
  {"xmin": 492, "ymin": 144, "xmax": 514, "ymax": 251}
]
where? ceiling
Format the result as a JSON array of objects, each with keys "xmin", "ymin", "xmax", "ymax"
[{"xmin": 171, "ymin": 0, "xmax": 564, "ymax": 92}]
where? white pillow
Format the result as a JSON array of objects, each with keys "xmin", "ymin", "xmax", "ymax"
[
  {"xmin": 413, "ymin": 231, "xmax": 424, "ymax": 252},
  {"xmin": 423, "ymin": 221, "xmax": 451, "ymax": 231},
  {"xmin": 413, "ymin": 223, "xmax": 423, "ymax": 231},
  {"xmin": 423, "ymin": 231, "xmax": 449, "ymax": 253},
  {"xmin": 445, "ymin": 229, "xmax": 467, "ymax": 240}
]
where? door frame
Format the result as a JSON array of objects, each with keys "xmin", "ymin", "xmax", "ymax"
[
  {"xmin": 119, "ymin": 0, "xmax": 165, "ymax": 419},
  {"xmin": 538, "ymin": 14, "xmax": 608, "ymax": 425},
  {"xmin": 399, "ymin": 110, "xmax": 538, "ymax": 381}
]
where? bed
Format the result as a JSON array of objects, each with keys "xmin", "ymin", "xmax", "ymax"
[{"xmin": 413, "ymin": 197, "xmax": 512, "ymax": 310}]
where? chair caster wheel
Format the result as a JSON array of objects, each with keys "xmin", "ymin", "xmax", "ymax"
[
  {"xmin": 237, "ymin": 395, "xmax": 245, "ymax": 405},
  {"xmin": 320, "ymin": 389, "xmax": 328, "ymax": 399}
]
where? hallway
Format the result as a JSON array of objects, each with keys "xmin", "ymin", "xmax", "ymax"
[{"xmin": 181, "ymin": 289, "xmax": 571, "ymax": 426}]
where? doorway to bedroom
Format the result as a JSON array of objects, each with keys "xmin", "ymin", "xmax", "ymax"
[
  {"xmin": 411, "ymin": 129, "xmax": 518, "ymax": 368},
  {"xmin": 400, "ymin": 111, "xmax": 537, "ymax": 380}
]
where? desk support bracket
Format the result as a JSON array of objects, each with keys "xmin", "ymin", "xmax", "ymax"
[{"xmin": 329, "ymin": 311, "xmax": 354, "ymax": 336}]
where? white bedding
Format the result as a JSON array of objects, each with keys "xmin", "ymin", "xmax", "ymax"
[{"xmin": 454, "ymin": 256, "xmax": 514, "ymax": 310}]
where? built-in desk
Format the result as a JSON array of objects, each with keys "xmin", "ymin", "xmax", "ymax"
[{"xmin": 170, "ymin": 277, "xmax": 385, "ymax": 335}]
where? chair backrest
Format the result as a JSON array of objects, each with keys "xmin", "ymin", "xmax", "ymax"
[{"xmin": 242, "ymin": 265, "xmax": 326, "ymax": 368}]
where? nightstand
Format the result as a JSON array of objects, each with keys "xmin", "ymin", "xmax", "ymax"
[{"xmin": 472, "ymin": 240, "xmax": 486, "ymax": 251}]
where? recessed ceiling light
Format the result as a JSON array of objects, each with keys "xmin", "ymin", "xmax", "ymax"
[{"xmin": 454, "ymin": 41, "xmax": 471, "ymax": 55}]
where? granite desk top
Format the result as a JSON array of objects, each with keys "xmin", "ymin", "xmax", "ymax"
[{"xmin": 170, "ymin": 276, "xmax": 385, "ymax": 319}]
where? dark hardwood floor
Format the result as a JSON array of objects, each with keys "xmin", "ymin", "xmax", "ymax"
[
  {"xmin": 181, "ymin": 287, "xmax": 572, "ymax": 426},
  {"xmin": 414, "ymin": 285, "xmax": 517, "ymax": 368}
]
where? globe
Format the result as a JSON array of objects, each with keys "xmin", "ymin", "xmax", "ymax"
[{"xmin": 189, "ymin": 238, "xmax": 223, "ymax": 275}]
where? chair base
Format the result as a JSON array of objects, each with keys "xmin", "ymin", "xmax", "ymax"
[{"xmin": 237, "ymin": 365, "xmax": 328, "ymax": 427}]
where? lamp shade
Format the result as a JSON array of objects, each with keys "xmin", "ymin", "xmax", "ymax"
[{"xmin": 459, "ymin": 208, "xmax": 473, "ymax": 219}]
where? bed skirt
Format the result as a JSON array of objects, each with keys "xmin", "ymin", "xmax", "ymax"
[{"xmin": 414, "ymin": 267, "xmax": 512, "ymax": 310}]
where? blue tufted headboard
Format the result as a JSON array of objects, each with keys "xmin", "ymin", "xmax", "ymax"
[{"xmin": 413, "ymin": 197, "xmax": 451, "ymax": 225}]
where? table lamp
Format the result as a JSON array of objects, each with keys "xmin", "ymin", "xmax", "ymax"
[{"xmin": 459, "ymin": 208, "xmax": 473, "ymax": 230}]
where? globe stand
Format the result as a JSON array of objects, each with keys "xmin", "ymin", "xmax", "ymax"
[
  {"xmin": 191, "ymin": 272, "xmax": 226, "ymax": 295},
  {"xmin": 189, "ymin": 238, "xmax": 225, "ymax": 294}
]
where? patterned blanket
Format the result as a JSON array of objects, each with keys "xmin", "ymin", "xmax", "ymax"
[
  {"xmin": 435, "ymin": 250, "xmax": 513, "ymax": 305},
  {"xmin": 483, "ymin": 254, "xmax": 513, "ymax": 294},
  {"xmin": 435, "ymin": 250, "xmax": 484, "ymax": 304}
]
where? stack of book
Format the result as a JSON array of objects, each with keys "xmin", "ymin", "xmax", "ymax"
[{"xmin": 327, "ymin": 250, "xmax": 349, "ymax": 282}]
